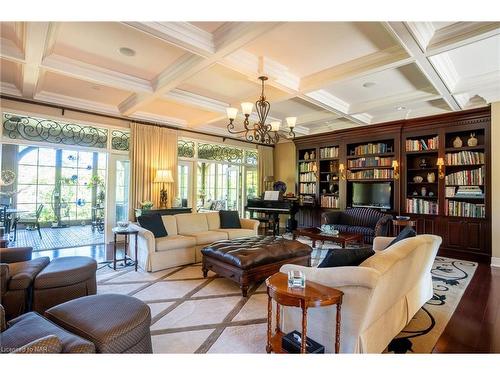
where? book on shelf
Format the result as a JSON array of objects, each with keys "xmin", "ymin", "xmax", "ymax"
[
  {"xmin": 299, "ymin": 162, "xmax": 316, "ymax": 172},
  {"xmin": 347, "ymin": 169, "xmax": 394, "ymax": 180},
  {"xmin": 320, "ymin": 147, "xmax": 339, "ymax": 159},
  {"xmin": 351, "ymin": 142, "xmax": 390, "ymax": 156},
  {"xmin": 406, "ymin": 136, "xmax": 439, "ymax": 151},
  {"xmin": 299, "ymin": 183, "xmax": 316, "ymax": 194},
  {"xmin": 321, "ymin": 195, "xmax": 339, "ymax": 208},
  {"xmin": 446, "ymin": 200, "xmax": 485, "ymax": 218},
  {"xmin": 347, "ymin": 156, "xmax": 392, "ymax": 168},
  {"xmin": 299, "ymin": 172, "xmax": 316, "ymax": 182},
  {"xmin": 445, "ymin": 151, "xmax": 484, "ymax": 165},
  {"xmin": 445, "ymin": 166, "xmax": 485, "ymax": 185},
  {"xmin": 406, "ymin": 198, "xmax": 439, "ymax": 215}
]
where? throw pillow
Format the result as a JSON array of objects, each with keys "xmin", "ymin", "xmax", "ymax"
[
  {"xmin": 318, "ymin": 247, "xmax": 375, "ymax": 268},
  {"xmin": 137, "ymin": 214, "xmax": 168, "ymax": 238},
  {"xmin": 219, "ymin": 210, "xmax": 241, "ymax": 229},
  {"xmin": 386, "ymin": 226, "xmax": 417, "ymax": 248}
]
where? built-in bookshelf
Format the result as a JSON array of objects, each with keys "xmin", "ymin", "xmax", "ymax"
[
  {"xmin": 404, "ymin": 133, "xmax": 439, "ymax": 215},
  {"xmin": 444, "ymin": 129, "xmax": 486, "ymax": 218},
  {"xmin": 319, "ymin": 146, "xmax": 340, "ymax": 208},
  {"xmin": 297, "ymin": 148, "xmax": 318, "ymax": 197},
  {"xmin": 346, "ymin": 140, "xmax": 395, "ymax": 182}
]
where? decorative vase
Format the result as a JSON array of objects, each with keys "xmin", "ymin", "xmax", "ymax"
[
  {"xmin": 310, "ymin": 150, "xmax": 315, "ymax": 159},
  {"xmin": 467, "ymin": 133, "xmax": 478, "ymax": 147},
  {"xmin": 304, "ymin": 152, "xmax": 309, "ymax": 160},
  {"xmin": 453, "ymin": 136, "xmax": 463, "ymax": 148},
  {"xmin": 419, "ymin": 158, "xmax": 427, "ymax": 168},
  {"xmin": 420, "ymin": 187, "xmax": 427, "ymax": 197},
  {"xmin": 427, "ymin": 172, "xmax": 436, "ymax": 183},
  {"xmin": 413, "ymin": 175, "xmax": 423, "ymax": 183}
]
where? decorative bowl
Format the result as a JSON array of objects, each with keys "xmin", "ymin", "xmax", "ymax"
[
  {"xmin": 413, "ymin": 176, "xmax": 424, "ymax": 183},
  {"xmin": 117, "ymin": 221, "xmax": 130, "ymax": 229},
  {"xmin": 396, "ymin": 216, "xmax": 411, "ymax": 221},
  {"xmin": 320, "ymin": 224, "xmax": 339, "ymax": 236}
]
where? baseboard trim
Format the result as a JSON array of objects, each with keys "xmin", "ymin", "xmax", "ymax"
[{"xmin": 491, "ymin": 257, "xmax": 500, "ymax": 268}]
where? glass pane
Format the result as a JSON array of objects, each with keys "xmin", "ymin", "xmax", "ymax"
[
  {"xmin": 77, "ymin": 169, "xmax": 93, "ymax": 186},
  {"xmin": 18, "ymin": 147, "xmax": 38, "ymax": 165},
  {"xmin": 17, "ymin": 185, "xmax": 37, "ymax": 203},
  {"xmin": 15, "ymin": 203, "xmax": 36, "ymax": 216},
  {"xmin": 61, "ymin": 167, "xmax": 79, "ymax": 183},
  {"xmin": 37, "ymin": 185, "xmax": 55, "ymax": 204},
  {"xmin": 38, "ymin": 166, "xmax": 56, "ymax": 185},
  {"xmin": 38, "ymin": 148, "xmax": 56, "ymax": 166},
  {"xmin": 62, "ymin": 150, "xmax": 78, "ymax": 168},
  {"xmin": 77, "ymin": 151, "xmax": 93, "ymax": 169},
  {"xmin": 17, "ymin": 166, "xmax": 38, "ymax": 184},
  {"xmin": 115, "ymin": 160, "xmax": 130, "ymax": 223},
  {"xmin": 76, "ymin": 204, "xmax": 92, "ymax": 221},
  {"xmin": 98, "ymin": 153, "xmax": 107, "ymax": 170},
  {"xmin": 39, "ymin": 205, "xmax": 55, "ymax": 223}
]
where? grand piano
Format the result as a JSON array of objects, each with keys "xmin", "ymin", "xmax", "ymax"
[{"xmin": 245, "ymin": 198, "xmax": 299, "ymax": 234}]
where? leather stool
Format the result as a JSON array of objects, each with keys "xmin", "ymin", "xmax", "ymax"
[{"xmin": 33, "ymin": 256, "xmax": 97, "ymax": 314}]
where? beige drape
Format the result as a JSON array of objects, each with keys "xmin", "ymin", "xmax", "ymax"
[
  {"xmin": 129, "ymin": 123, "xmax": 178, "ymax": 219},
  {"xmin": 258, "ymin": 145, "xmax": 274, "ymax": 194}
]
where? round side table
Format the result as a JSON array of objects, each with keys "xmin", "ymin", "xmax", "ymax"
[
  {"xmin": 112, "ymin": 227, "xmax": 139, "ymax": 271},
  {"xmin": 265, "ymin": 272, "xmax": 343, "ymax": 354}
]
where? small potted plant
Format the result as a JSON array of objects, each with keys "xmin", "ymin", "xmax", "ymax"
[{"xmin": 141, "ymin": 201, "xmax": 154, "ymax": 211}]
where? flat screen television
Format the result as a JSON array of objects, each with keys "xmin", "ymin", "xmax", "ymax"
[{"xmin": 351, "ymin": 182, "xmax": 392, "ymax": 210}]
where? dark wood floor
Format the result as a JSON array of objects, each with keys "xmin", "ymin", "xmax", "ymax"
[{"xmin": 33, "ymin": 243, "xmax": 500, "ymax": 353}]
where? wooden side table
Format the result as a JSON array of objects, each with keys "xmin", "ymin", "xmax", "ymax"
[
  {"xmin": 265, "ymin": 272, "xmax": 344, "ymax": 354},
  {"xmin": 392, "ymin": 219, "xmax": 417, "ymax": 236},
  {"xmin": 112, "ymin": 227, "xmax": 139, "ymax": 271}
]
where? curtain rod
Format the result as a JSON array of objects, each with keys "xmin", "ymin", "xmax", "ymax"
[{"xmin": 0, "ymin": 94, "xmax": 274, "ymax": 148}]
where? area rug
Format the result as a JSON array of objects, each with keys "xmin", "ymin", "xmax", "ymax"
[{"xmin": 96, "ymin": 244, "xmax": 476, "ymax": 354}]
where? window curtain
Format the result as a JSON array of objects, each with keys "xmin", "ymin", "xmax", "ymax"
[
  {"xmin": 258, "ymin": 145, "xmax": 274, "ymax": 194},
  {"xmin": 129, "ymin": 123, "xmax": 178, "ymax": 219}
]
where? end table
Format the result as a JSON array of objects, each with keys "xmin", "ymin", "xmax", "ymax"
[
  {"xmin": 112, "ymin": 227, "xmax": 139, "ymax": 271},
  {"xmin": 265, "ymin": 272, "xmax": 343, "ymax": 354},
  {"xmin": 392, "ymin": 219, "xmax": 417, "ymax": 235}
]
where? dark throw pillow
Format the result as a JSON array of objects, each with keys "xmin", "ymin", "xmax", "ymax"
[
  {"xmin": 219, "ymin": 210, "xmax": 241, "ymax": 229},
  {"xmin": 318, "ymin": 247, "xmax": 375, "ymax": 268},
  {"xmin": 137, "ymin": 214, "xmax": 168, "ymax": 238},
  {"xmin": 387, "ymin": 225, "xmax": 417, "ymax": 248}
]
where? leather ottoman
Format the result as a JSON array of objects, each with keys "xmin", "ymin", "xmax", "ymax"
[
  {"xmin": 201, "ymin": 236, "xmax": 312, "ymax": 296},
  {"xmin": 44, "ymin": 294, "xmax": 152, "ymax": 353},
  {"xmin": 33, "ymin": 256, "xmax": 97, "ymax": 314}
]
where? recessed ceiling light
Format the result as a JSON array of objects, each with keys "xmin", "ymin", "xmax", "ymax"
[
  {"xmin": 396, "ymin": 106, "xmax": 407, "ymax": 111},
  {"xmin": 362, "ymin": 82, "xmax": 376, "ymax": 88},
  {"xmin": 119, "ymin": 47, "xmax": 136, "ymax": 57}
]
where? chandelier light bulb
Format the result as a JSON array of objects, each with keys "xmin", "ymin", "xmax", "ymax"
[
  {"xmin": 286, "ymin": 117, "xmax": 297, "ymax": 128},
  {"xmin": 270, "ymin": 121, "xmax": 281, "ymax": 132},
  {"xmin": 241, "ymin": 102, "xmax": 254, "ymax": 116},
  {"xmin": 226, "ymin": 107, "xmax": 238, "ymax": 120}
]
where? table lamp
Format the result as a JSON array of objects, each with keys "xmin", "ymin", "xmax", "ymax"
[{"xmin": 154, "ymin": 169, "xmax": 174, "ymax": 208}]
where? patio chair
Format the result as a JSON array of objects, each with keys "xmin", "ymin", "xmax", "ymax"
[
  {"xmin": 0, "ymin": 205, "xmax": 8, "ymax": 233},
  {"xmin": 12, "ymin": 204, "xmax": 44, "ymax": 241}
]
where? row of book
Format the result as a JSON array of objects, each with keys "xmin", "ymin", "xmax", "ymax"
[
  {"xmin": 445, "ymin": 151, "xmax": 484, "ymax": 166},
  {"xmin": 320, "ymin": 147, "xmax": 339, "ymax": 159},
  {"xmin": 406, "ymin": 198, "xmax": 439, "ymax": 215},
  {"xmin": 446, "ymin": 186, "xmax": 484, "ymax": 199},
  {"xmin": 350, "ymin": 143, "xmax": 391, "ymax": 156},
  {"xmin": 320, "ymin": 195, "xmax": 340, "ymax": 208},
  {"xmin": 445, "ymin": 166, "xmax": 485, "ymax": 186},
  {"xmin": 406, "ymin": 136, "xmax": 439, "ymax": 151},
  {"xmin": 348, "ymin": 156, "xmax": 392, "ymax": 168},
  {"xmin": 347, "ymin": 169, "xmax": 394, "ymax": 180},
  {"xmin": 299, "ymin": 182, "xmax": 316, "ymax": 194},
  {"xmin": 299, "ymin": 162, "xmax": 316, "ymax": 173},
  {"xmin": 299, "ymin": 172, "xmax": 316, "ymax": 182},
  {"xmin": 445, "ymin": 200, "xmax": 486, "ymax": 218}
]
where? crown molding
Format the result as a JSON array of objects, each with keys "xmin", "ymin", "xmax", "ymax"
[
  {"xmin": 0, "ymin": 37, "xmax": 25, "ymax": 63},
  {"xmin": 452, "ymin": 71, "xmax": 500, "ymax": 95},
  {"xmin": 132, "ymin": 111, "xmax": 187, "ymax": 128},
  {"xmin": 429, "ymin": 53, "xmax": 460, "ymax": 92},
  {"xmin": 122, "ymin": 22, "xmax": 215, "ymax": 58},
  {"xmin": 351, "ymin": 113, "xmax": 374, "ymax": 124},
  {"xmin": 34, "ymin": 91, "xmax": 121, "ymax": 116},
  {"xmin": 0, "ymin": 82, "xmax": 22, "ymax": 97},
  {"xmin": 213, "ymin": 22, "xmax": 281, "ymax": 54},
  {"xmin": 164, "ymin": 89, "xmax": 229, "ymax": 113},
  {"xmin": 304, "ymin": 90, "xmax": 350, "ymax": 115},
  {"xmin": 406, "ymin": 22, "xmax": 436, "ymax": 51}
]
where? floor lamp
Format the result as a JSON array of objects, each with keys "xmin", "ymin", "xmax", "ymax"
[{"xmin": 154, "ymin": 169, "xmax": 174, "ymax": 208}]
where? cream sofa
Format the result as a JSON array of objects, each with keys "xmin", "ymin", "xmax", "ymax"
[
  {"xmin": 280, "ymin": 234, "xmax": 441, "ymax": 353},
  {"xmin": 129, "ymin": 212, "xmax": 259, "ymax": 272}
]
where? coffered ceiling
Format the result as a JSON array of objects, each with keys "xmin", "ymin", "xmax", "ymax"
[{"xmin": 0, "ymin": 21, "xmax": 499, "ymax": 139}]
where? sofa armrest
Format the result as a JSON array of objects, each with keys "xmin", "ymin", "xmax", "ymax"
[
  {"xmin": 240, "ymin": 218, "xmax": 259, "ymax": 233},
  {"xmin": 128, "ymin": 223, "xmax": 155, "ymax": 254},
  {"xmin": 374, "ymin": 215, "xmax": 393, "ymax": 237},
  {"xmin": 321, "ymin": 211, "xmax": 341, "ymax": 225},
  {"xmin": 0, "ymin": 247, "xmax": 33, "ymax": 263},
  {"xmin": 372, "ymin": 236, "xmax": 395, "ymax": 251},
  {"xmin": 0, "ymin": 263, "xmax": 9, "ymax": 295}
]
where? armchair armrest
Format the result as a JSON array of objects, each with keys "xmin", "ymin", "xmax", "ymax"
[
  {"xmin": 128, "ymin": 223, "xmax": 155, "ymax": 253},
  {"xmin": 0, "ymin": 304, "xmax": 6, "ymax": 332},
  {"xmin": 0, "ymin": 247, "xmax": 33, "ymax": 263},
  {"xmin": 321, "ymin": 211, "xmax": 341, "ymax": 225},
  {"xmin": 239, "ymin": 218, "xmax": 259, "ymax": 233},
  {"xmin": 372, "ymin": 236, "xmax": 395, "ymax": 251},
  {"xmin": 374, "ymin": 215, "xmax": 393, "ymax": 237},
  {"xmin": 0, "ymin": 263, "xmax": 9, "ymax": 295}
]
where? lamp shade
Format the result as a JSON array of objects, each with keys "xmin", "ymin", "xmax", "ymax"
[
  {"xmin": 241, "ymin": 102, "xmax": 254, "ymax": 115},
  {"xmin": 270, "ymin": 121, "xmax": 280, "ymax": 132},
  {"xmin": 226, "ymin": 107, "xmax": 238, "ymax": 120},
  {"xmin": 286, "ymin": 117, "xmax": 297, "ymax": 128},
  {"xmin": 154, "ymin": 169, "xmax": 174, "ymax": 183},
  {"xmin": 436, "ymin": 157, "xmax": 445, "ymax": 166},
  {"xmin": 392, "ymin": 160, "xmax": 399, "ymax": 168}
]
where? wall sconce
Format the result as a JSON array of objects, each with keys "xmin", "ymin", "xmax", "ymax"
[
  {"xmin": 392, "ymin": 160, "xmax": 400, "ymax": 180},
  {"xmin": 436, "ymin": 157, "xmax": 445, "ymax": 179},
  {"xmin": 339, "ymin": 163, "xmax": 346, "ymax": 180}
]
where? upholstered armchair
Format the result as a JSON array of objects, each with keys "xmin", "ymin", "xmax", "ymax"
[
  {"xmin": 0, "ymin": 247, "xmax": 50, "ymax": 320},
  {"xmin": 321, "ymin": 207, "xmax": 393, "ymax": 244}
]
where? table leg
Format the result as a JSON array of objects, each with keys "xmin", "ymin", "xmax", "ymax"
[
  {"xmin": 341, "ymin": 240, "xmax": 345, "ymax": 249},
  {"xmin": 301, "ymin": 306, "xmax": 308, "ymax": 354},
  {"xmin": 125, "ymin": 234, "xmax": 129, "ymax": 265},
  {"xmin": 134, "ymin": 233, "xmax": 138, "ymax": 271},
  {"xmin": 266, "ymin": 293, "xmax": 272, "ymax": 353},
  {"xmin": 113, "ymin": 233, "xmax": 117, "ymax": 270},
  {"xmin": 335, "ymin": 303, "xmax": 342, "ymax": 353},
  {"xmin": 275, "ymin": 303, "xmax": 281, "ymax": 334},
  {"xmin": 312, "ymin": 239, "xmax": 316, "ymax": 248}
]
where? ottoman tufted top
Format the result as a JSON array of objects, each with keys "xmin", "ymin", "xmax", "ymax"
[{"xmin": 201, "ymin": 236, "xmax": 312, "ymax": 270}]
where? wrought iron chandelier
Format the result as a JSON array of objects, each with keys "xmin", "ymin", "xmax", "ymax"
[{"xmin": 225, "ymin": 76, "xmax": 296, "ymax": 144}]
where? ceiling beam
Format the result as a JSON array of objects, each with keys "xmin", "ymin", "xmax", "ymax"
[{"xmin": 384, "ymin": 22, "xmax": 462, "ymax": 111}]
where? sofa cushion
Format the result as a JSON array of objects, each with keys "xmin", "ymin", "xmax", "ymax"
[
  {"xmin": 176, "ymin": 213, "xmax": 208, "ymax": 234},
  {"xmin": 214, "ymin": 228, "xmax": 256, "ymax": 240},
  {"xmin": 334, "ymin": 225, "xmax": 375, "ymax": 237},
  {"xmin": 155, "ymin": 235, "xmax": 196, "ymax": 252},
  {"xmin": 12, "ymin": 334, "xmax": 63, "ymax": 353},
  {"xmin": 341, "ymin": 207, "xmax": 386, "ymax": 228},
  {"xmin": 34, "ymin": 256, "xmax": 97, "ymax": 290},
  {"xmin": 161, "ymin": 215, "xmax": 178, "ymax": 236},
  {"xmin": 318, "ymin": 248, "xmax": 375, "ymax": 268},
  {"xmin": 183, "ymin": 230, "xmax": 227, "ymax": 245},
  {"xmin": 138, "ymin": 214, "xmax": 168, "ymax": 238},
  {"xmin": 205, "ymin": 212, "xmax": 221, "ymax": 230},
  {"xmin": 387, "ymin": 226, "xmax": 417, "ymax": 248},
  {"xmin": 7, "ymin": 257, "xmax": 50, "ymax": 290},
  {"xmin": 219, "ymin": 210, "xmax": 241, "ymax": 229},
  {"xmin": 1, "ymin": 312, "xmax": 95, "ymax": 353}
]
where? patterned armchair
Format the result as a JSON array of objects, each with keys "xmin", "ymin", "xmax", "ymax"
[{"xmin": 321, "ymin": 207, "xmax": 393, "ymax": 244}]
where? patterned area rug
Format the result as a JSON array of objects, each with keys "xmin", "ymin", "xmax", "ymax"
[{"xmin": 96, "ymin": 242, "xmax": 476, "ymax": 353}]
